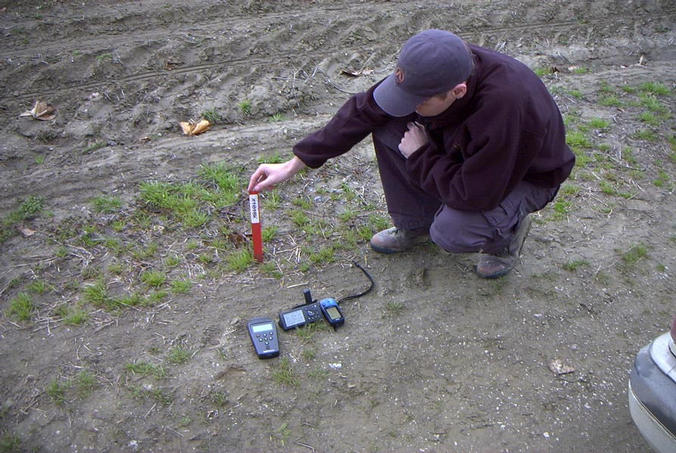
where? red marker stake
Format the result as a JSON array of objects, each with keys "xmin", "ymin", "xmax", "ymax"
[{"xmin": 249, "ymin": 191, "xmax": 263, "ymax": 262}]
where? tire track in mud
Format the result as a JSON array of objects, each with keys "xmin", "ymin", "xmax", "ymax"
[
  {"xmin": 4, "ymin": 0, "xmax": 672, "ymax": 61},
  {"xmin": 3, "ymin": 7, "xmax": 673, "ymax": 104}
]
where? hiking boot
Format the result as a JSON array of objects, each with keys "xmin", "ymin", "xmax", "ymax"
[
  {"xmin": 370, "ymin": 227, "xmax": 429, "ymax": 254},
  {"xmin": 476, "ymin": 215, "xmax": 532, "ymax": 279}
]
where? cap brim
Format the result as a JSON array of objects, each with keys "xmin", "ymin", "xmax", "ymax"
[{"xmin": 373, "ymin": 74, "xmax": 426, "ymax": 117}]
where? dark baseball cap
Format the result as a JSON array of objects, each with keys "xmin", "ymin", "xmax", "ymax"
[{"xmin": 373, "ymin": 29, "xmax": 472, "ymax": 117}]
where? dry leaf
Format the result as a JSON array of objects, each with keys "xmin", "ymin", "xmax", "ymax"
[
  {"xmin": 20, "ymin": 100, "xmax": 56, "ymax": 121},
  {"xmin": 179, "ymin": 119, "xmax": 211, "ymax": 136},
  {"xmin": 180, "ymin": 121, "xmax": 193, "ymax": 135},
  {"xmin": 165, "ymin": 58, "xmax": 183, "ymax": 70},
  {"xmin": 191, "ymin": 119, "xmax": 211, "ymax": 135},
  {"xmin": 340, "ymin": 68, "xmax": 374, "ymax": 78},
  {"xmin": 18, "ymin": 226, "xmax": 36, "ymax": 237},
  {"xmin": 548, "ymin": 359, "xmax": 575, "ymax": 375}
]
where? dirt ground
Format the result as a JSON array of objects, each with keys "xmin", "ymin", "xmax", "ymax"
[{"xmin": 1, "ymin": 0, "xmax": 674, "ymax": 452}]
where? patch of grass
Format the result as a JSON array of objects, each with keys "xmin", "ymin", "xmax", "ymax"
[
  {"xmin": 210, "ymin": 391, "xmax": 228, "ymax": 407},
  {"xmin": 27, "ymin": 280, "xmax": 50, "ymax": 295},
  {"xmin": 653, "ymin": 170, "xmax": 671, "ymax": 189},
  {"xmin": 632, "ymin": 129, "xmax": 658, "ymax": 142},
  {"xmin": 46, "ymin": 379, "xmax": 68, "ymax": 405},
  {"xmin": 55, "ymin": 304, "xmax": 89, "ymax": 325},
  {"xmin": 146, "ymin": 290, "xmax": 168, "ymax": 305},
  {"xmin": 599, "ymin": 180, "xmax": 618, "ymax": 196},
  {"xmin": 639, "ymin": 94, "xmax": 670, "ymax": 115},
  {"xmin": 272, "ymin": 422, "xmax": 292, "ymax": 447},
  {"xmin": 139, "ymin": 181, "xmax": 207, "ymax": 228},
  {"xmin": 563, "ymin": 259, "xmax": 589, "ymax": 272},
  {"xmin": 170, "ymin": 279, "xmax": 192, "ymax": 294},
  {"xmin": 309, "ymin": 246, "xmax": 335, "ymax": 264},
  {"xmin": 638, "ymin": 111, "xmax": 661, "ymax": 126},
  {"xmin": 598, "ymin": 95, "xmax": 623, "ymax": 107},
  {"xmin": 619, "ymin": 243, "xmax": 648, "ymax": 266},
  {"xmin": 567, "ymin": 89, "xmax": 584, "ymax": 99},
  {"xmin": 131, "ymin": 386, "xmax": 173, "ymax": 406},
  {"xmin": 262, "ymin": 190, "xmax": 281, "ymax": 210},
  {"xmin": 82, "ymin": 280, "xmax": 107, "ymax": 306},
  {"xmin": 201, "ymin": 109, "xmax": 223, "ymax": 124},
  {"xmin": 290, "ymin": 209, "xmax": 309, "ymax": 227},
  {"xmin": 91, "ymin": 195, "xmax": 122, "ymax": 213},
  {"xmin": 141, "ymin": 270, "xmax": 166, "ymax": 288},
  {"xmin": 271, "ymin": 357, "xmax": 298, "ymax": 387},
  {"xmin": 550, "ymin": 199, "xmax": 571, "ymax": 220},
  {"xmin": 384, "ymin": 301, "xmax": 404, "ymax": 316},
  {"xmin": 561, "ymin": 184, "xmax": 580, "ymax": 196},
  {"xmin": 257, "ymin": 152, "xmax": 287, "ymax": 164},
  {"xmin": 339, "ymin": 208, "xmax": 358, "ymax": 223},
  {"xmin": 226, "ymin": 248, "xmax": 253, "ymax": 272},
  {"xmin": 268, "ymin": 113, "xmax": 285, "ymax": 122},
  {"xmin": 341, "ymin": 182, "xmax": 357, "ymax": 202},
  {"xmin": 292, "ymin": 196, "xmax": 313, "ymax": 210},
  {"xmin": 566, "ymin": 130, "xmax": 592, "ymax": 150},
  {"xmin": 130, "ymin": 242, "xmax": 158, "ymax": 260},
  {"xmin": 167, "ymin": 346, "xmax": 191, "ymax": 365},
  {"xmin": 82, "ymin": 142, "xmax": 106, "ymax": 154},
  {"xmin": 622, "ymin": 147, "xmax": 638, "ymax": 165},
  {"xmin": 199, "ymin": 162, "xmax": 241, "ymax": 206},
  {"xmin": 368, "ymin": 214, "xmax": 390, "ymax": 233},
  {"xmin": 74, "ymin": 370, "xmax": 97, "ymax": 398},
  {"xmin": 262, "ymin": 225, "xmax": 278, "ymax": 241},
  {"xmin": 259, "ymin": 262, "xmax": 281, "ymax": 280},
  {"xmin": 125, "ymin": 361, "xmax": 167, "ymax": 379},
  {"xmin": 238, "ymin": 99, "xmax": 252, "ymax": 116},
  {"xmin": 301, "ymin": 348, "xmax": 316, "ymax": 361},
  {"xmin": 64, "ymin": 308, "xmax": 89, "ymax": 325},
  {"xmin": 6, "ymin": 293, "xmax": 34, "ymax": 322},
  {"xmin": 599, "ymin": 81, "xmax": 614, "ymax": 94},
  {"xmin": 96, "ymin": 52, "xmax": 112, "ymax": 63},
  {"xmin": 164, "ymin": 255, "xmax": 181, "ymax": 267},
  {"xmin": 0, "ymin": 433, "xmax": 22, "ymax": 452},
  {"xmin": 357, "ymin": 224, "xmax": 375, "ymax": 242},
  {"xmin": 103, "ymin": 236, "xmax": 125, "ymax": 255},
  {"xmin": 294, "ymin": 322, "xmax": 328, "ymax": 343},
  {"xmin": 1, "ymin": 195, "xmax": 44, "ymax": 243},
  {"xmin": 638, "ymin": 81, "xmax": 671, "ymax": 96},
  {"xmin": 533, "ymin": 67, "xmax": 554, "ymax": 77},
  {"xmin": 589, "ymin": 117, "xmax": 610, "ymax": 130}
]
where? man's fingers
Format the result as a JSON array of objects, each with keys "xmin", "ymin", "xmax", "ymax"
[{"xmin": 248, "ymin": 167, "xmax": 268, "ymax": 192}]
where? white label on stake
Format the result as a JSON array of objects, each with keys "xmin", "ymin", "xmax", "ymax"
[{"xmin": 249, "ymin": 193, "xmax": 260, "ymax": 224}]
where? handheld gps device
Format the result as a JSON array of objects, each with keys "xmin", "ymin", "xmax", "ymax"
[
  {"xmin": 247, "ymin": 317, "xmax": 280, "ymax": 359},
  {"xmin": 278, "ymin": 289, "xmax": 323, "ymax": 330},
  {"xmin": 319, "ymin": 298, "xmax": 344, "ymax": 328}
]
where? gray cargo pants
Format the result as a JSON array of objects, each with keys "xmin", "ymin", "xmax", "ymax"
[{"xmin": 372, "ymin": 118, "xmax": 559, "ymax": 255}]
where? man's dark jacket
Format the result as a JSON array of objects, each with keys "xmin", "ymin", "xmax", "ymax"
[{"xmin": 293, "ymin": 44, "xmax": 575, "ymax": 211}]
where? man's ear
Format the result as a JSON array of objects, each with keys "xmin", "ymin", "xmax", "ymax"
[{"xmin": 451, "ymin": 83, "xmax": 467, "ymax": 99}]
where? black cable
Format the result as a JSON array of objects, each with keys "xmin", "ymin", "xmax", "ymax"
[{"xmin": 338, "ymin": 261, "xmax": 374, "ymax": 304}]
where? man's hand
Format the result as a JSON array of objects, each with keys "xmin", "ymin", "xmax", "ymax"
[
  {"xmin": 398, "ymin": 122, "xmax": 428, "ymax": 158},
  {"xmin": 247, "ymin": 156, "xmax": 306, "ymax": 193}
]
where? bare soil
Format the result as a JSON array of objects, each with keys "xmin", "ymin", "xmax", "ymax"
[{"xmin": 1, "ymin": 1, "xmax": 674, "ymax": 452}]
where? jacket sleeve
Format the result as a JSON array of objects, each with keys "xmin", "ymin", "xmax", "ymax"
[
  {"xmin": 405, "ymin": 90, "xmax": 545, "ymax": 211},
  {"xmin": 293, "ymin": 85, "xmax": 391, "ymax": 168}
]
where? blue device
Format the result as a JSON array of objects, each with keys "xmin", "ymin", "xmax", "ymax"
[{"xmin": 319, "ymin": 298, "xmax": 344, "ymax": 328}]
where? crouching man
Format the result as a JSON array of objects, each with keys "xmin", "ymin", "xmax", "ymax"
[{"xmin": 248, "ymin": 29, "xmax": 575, "ymax": 278}]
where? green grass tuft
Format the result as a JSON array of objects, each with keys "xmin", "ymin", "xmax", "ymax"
[{"xmin": 7, "ymin": 293, "xmax": 34, "ymax": 321}]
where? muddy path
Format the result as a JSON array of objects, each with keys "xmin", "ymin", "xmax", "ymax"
[{"xmin": 1, "ymin": 1, "xmax": 674, "ymax": 452}]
